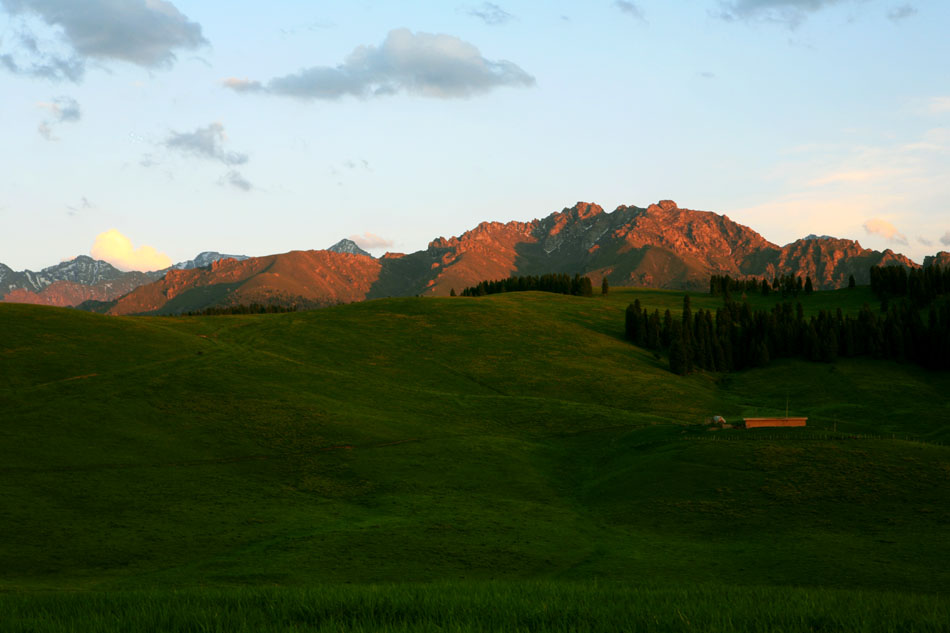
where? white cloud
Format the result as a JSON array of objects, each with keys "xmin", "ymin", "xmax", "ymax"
[
  {"xmin": 224, "ymin": 28, "xmax": 534, "ymax": 100},
  {"xmin": 863, "ymin": 218, "xmax": 908, "ymax": 245},
  {"xmin": 90, "ymin": 229, "xmax": 172, "ymax": 271},
  {"xmin": 349, "ymin": 232, "xmax": 394, "ymax": 249},
  {"xmin": 941, "ymin": 231, "xmax": 950, "ymax": 247}
]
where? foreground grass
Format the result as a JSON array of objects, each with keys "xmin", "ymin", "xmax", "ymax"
[{"xmin": 2, "ymin": 582, "xmax": 948, "ymax": 633}]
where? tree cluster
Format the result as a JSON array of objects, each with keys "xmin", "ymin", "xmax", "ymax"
[
  {"xmin": 460, "ymin": 273, "xmax": 594, "ymax": 298},
  {"xmin": 184, "ymin": 303, "xmax": 301, "ymax": 316},
  {"xmin": 626, "ymin": 293, "xmax": 950, "ymax": 375},
  {"xmin": 871, "ymin": 264, "xmax": 950, "ymax": 308},
  {"xmin": 709, "ymin": 273, "xmax": 814, "ymax": 299}
]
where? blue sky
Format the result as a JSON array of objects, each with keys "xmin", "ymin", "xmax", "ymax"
[{"xmin": 1, "ymin": 0, "xmax": 948, "ymax": 270}]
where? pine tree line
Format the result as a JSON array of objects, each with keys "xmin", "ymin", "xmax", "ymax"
[
  {"xmin": 871, "ymin": 264, "xmax": 950, "ymax": 308},
  {"xmin": 184, "ymin": 303, "xmax": 303, "ymax": 316},
  {"xmin": 459, "ymin": 273, "xmax": 594, "ymax": 297},
  {"xmin": 626, "ymin": 293, "xmax": 950, "ymax": 375},
  {"xmin": 709, "ymin": 273, "xmax": 816, "ymax": 299}
]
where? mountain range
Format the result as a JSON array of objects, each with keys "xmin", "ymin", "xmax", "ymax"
[
  {"xmin": 0, "ymin": 252, "xmax": 245, "ymax": 307},
  {"xmin": 2, "ymin": 200, "xmax": 940, "ymax": 315}
]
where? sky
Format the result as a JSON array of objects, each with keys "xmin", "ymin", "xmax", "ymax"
[{"xmin": 1, "ymin": 0, "xmax": 949, "ymax": 271}]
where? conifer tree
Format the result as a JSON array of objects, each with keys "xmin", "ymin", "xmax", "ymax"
[
  {"xmin": 661, "ymin": 309, "xmax": 673, "ymax": 347},
  {"xmin": 647, "ymin": 310, "xmax": 661, "ymax": 350},
  {"xmin": 848, "ymin": 274, "xmax": 856, "ymax": 289},
  {"xmin": 625, "ymin": 303, "xmax": 638, "ymax": 341},
  {"xmin": 601, "ymin": 277, "xmax": 609, "ymax": 295},
  {"xmin": 754, "ymin": 340, "xmax": 770, "ymax": 367},
  {"xmin": 805, "ymin": 276, "xmax": 814, "ymax": 295},
  {"xmin": 581, "ymin": 276, "xmax": 593, "ymax": 297},
  {"xmin": 669, "ymin": 333, "xmax": 688, "ymax": 375},
  {"xmin": 450, "ymin": 288, "xmax": 456, "ymax": 296}
]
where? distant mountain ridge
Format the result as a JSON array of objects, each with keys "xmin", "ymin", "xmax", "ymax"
[
  {"xmin": 2, "ymin": 202, "xmax": 934, "ymax": 314},
  {"xmin": 168, "ymin": 251, "xmax": 249, "ymax": 271},
  {"xmin": 0, "ymin": 252, "xmax": 246, "ymax": 306},
  {"xmin": 97, "ymin": 199, "xmax": 927, "ymax": 316}
]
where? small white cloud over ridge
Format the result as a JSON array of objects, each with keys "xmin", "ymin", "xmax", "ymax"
[
  {"xmin": 90, "ymin": 228, "xmax": 172, "ymax": 271},
  {"xmin": 349, "ymin": 232, "xmax": 394, "ymax": 249},
  {"xmin": 863, "ymin": 218, "xmax": 908, "ymax": 245}
]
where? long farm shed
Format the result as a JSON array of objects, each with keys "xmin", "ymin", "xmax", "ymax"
[{"xmin": 742, "ymin": 417, "xmax": 808, "ymax": 429}]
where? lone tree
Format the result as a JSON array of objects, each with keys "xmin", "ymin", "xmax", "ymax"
[
  {"xmin": 601, "ymin": 276, "xmax": 609, "ymax": 295},
  {"xmin": 848, "ymin": 274, "xmax": 856, "ymax": 289},
  {"xmin": 805, "ymin": 276, "xmax": 814, "ymax": 295},
  {"xmin": 450, "ymin": 288, "xmax": 456, "ymax": 297}
]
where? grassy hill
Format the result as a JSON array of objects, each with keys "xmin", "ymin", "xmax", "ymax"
[{"xmin": 1, "ymin": 288, "xmax": 948, "ymax": 630}]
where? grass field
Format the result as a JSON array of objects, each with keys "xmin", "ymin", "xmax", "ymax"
[{"xmin": 1, "ymin": 287, "xmax": 947, "ymax": 630}]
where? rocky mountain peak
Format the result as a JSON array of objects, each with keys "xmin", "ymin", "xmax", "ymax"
[
  {"xmin": 643, "ymin": 200, "xmax": 680, "ymax": 214},
  {"xmin": 924, "ymin": 251, "xmax": 950, "ymax": 268},
  {"xmin": 571, "ymin": 202, "xmax": 604, "ymax": 218},
  {"xmin": 168, "ymin": 252, "xmax": 249, "ymax": 271},
  {"xmin": 327, "ymin": 239, "xmax": 372, "ymax": 258}
]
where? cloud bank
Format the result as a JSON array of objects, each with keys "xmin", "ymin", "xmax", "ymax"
[
  {"xmin": 90, "ymin": 228, "xmax": 172, "ymax": 271},
  {"xmin": 223, "ymin": 28, "xmax": 534, "ymax": 100},
  {"xmin": 0, "ymin": 0, "xmax": 206, "ymax": 80},
  {"xmin": 863, "ymin": 218, "xmax": 908, "ymax": 245},
  {"xmin": 941, "ymin": 231, "xmax": 950, "ymax": 247}
]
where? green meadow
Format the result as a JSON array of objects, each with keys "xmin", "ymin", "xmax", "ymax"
[{"xmin": 1, "ymin": 287, "xmax": 948, "ymax": 631}]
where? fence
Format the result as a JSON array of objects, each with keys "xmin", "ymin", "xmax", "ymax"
[{"xmin": 681, "ymin": 431, "xmax": 946, "ymax": 447}]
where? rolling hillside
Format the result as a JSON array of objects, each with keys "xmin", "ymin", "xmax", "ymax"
[{"xmin": 2, "ymin": 288, "xmax": 949, "ymax": 604}]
